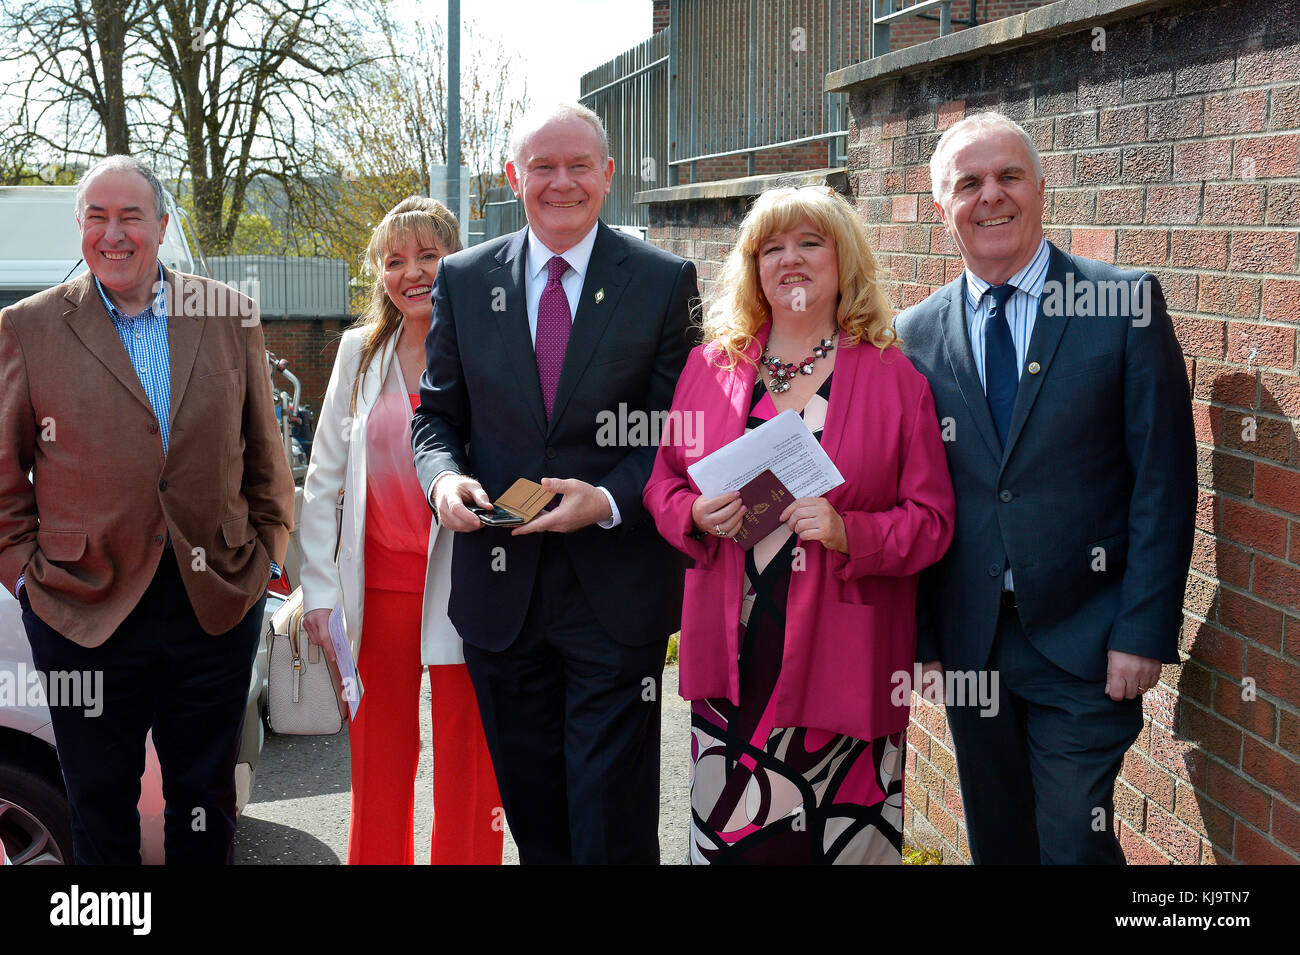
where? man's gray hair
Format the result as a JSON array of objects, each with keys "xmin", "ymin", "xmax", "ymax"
[
  {"xmin": 75, "ymin": 154, "xmax": 168, "ymax": 220},
  {"xmin": 509, "ymin": 102, "xmax": 610, "ymax": 167},
  {"xmin": 929, "ymin": 112, "xmax": 1044, "ymax": 203}
]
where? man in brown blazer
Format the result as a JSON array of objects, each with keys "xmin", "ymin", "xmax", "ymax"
[{"xmin": 0, "ymin": 155, "xmax": 294, "ymax": 863}]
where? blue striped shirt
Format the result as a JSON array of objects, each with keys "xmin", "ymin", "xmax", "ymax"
[
  {"xmin": 963, "ymin": 238, "xmax": 1051, "ymax": 393},
  {"xmin": 95, "ymin": 265, "xmax": 172, "ymax": 455}
]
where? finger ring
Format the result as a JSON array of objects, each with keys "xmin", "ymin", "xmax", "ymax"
[{"xmin": 715, "ymin": 525, "xmax": 725, "ymax": 537}]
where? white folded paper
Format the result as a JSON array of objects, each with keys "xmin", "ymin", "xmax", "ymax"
[
  {"xmin": 328, "ymin": 602, "xmax": 363, "ymax": 719},
  {"xmin": 687, "ymin": 407, "xmax": 844, "ymax": 498}
]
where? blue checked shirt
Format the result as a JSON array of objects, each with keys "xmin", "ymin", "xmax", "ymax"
[
  {"xmin": 964, "ymin": 237, "xmax": 1050, "ymax": 592},
  {"xmin": 15, "ymin": 267, "xmax": 278, "ymax": 597}
]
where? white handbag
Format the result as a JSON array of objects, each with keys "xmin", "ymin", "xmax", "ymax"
[{"xmin": 267, "ymin": 586, "xmax": 348, "ymax": 735}]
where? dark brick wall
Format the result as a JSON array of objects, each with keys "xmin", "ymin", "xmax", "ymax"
[{"xmin": 260, "ymin": 317, "xmax": 352, "ymax": 409}]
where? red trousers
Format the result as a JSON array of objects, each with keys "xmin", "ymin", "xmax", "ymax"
[{"xmin": 347, "ymin": 587, "xmax": 503, "ymax": 864}]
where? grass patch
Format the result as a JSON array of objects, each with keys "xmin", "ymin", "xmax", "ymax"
[{"xmin": 902, "ymin": 844, "xmax": 944, "ymax": 865}]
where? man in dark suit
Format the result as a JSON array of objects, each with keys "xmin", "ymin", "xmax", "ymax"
[
  {"xmin": 0, "ymin": 156, "xmax": 294, "ymax": 863},
  {"xmin": 411, "ymin": 103, "xmax": 697, "ymax": 863},
  {"xmin": 895, "ymin": 112, "xmax": 1196, "ymax": 864}
]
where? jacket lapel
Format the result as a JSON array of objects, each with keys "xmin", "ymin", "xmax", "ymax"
[
  {"xmin": 61, "ymin": 271, "xmax": 156, "ymax": 418},
  {"xmin": 1001, "ymin": 243, "xmax": 1070, "ymax": 463},
  {"xmin": 355, "ymin": 327, "xmax": 400, "ymax": 414},
  {"xmin": 692, "ymin": 329, "xmax": 763, "ymax": 475},
  {"xmin": 818, "ymin": 326, "xmax": 858, "ymax": 470},
  {"xmin": 165, "ymin": 267, "xmax": 204, "ymax": 433},
  {"xmin": 939, "ymin": 277, "xmax": 1002, "ymax": 463},
  {"xmin": 487, "ymin": 228, "xmax": 547, "ymax": 438},
  {"xmin": 548, "ymin": 222, "xmax": 630, "ymax": 435}
]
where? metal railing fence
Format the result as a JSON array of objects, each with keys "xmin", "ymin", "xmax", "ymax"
[
  {"xmin": 579, "ymin": 30, "xmax": 669, "ymax": 229},
  {"xmin": 669, "ymin": 0, "xmax": 872, "ymax": 182}
]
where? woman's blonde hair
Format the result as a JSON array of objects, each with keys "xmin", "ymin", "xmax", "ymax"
[
  {"xmin": 349, "ymin": 196, "xmax": 462, "ymax": 414},
  {"xmin": 701, "ymin": 185, "xmax": 896, "ymax": 369}
]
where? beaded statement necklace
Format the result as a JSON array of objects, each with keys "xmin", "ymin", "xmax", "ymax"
[{"xmin": 761, "ymin": 336, "xmax": 835, "ymax": 394}]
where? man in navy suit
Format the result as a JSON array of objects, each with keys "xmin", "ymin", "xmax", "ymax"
[
  {"xmin": 895, "ymin": 112, "xmax": 1196, "ymax": 864},
  {"xmin": 411, "ymin": 103, "xmax": 697, "ymax": 863}
]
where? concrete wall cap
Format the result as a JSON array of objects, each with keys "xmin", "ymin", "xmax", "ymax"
[
  {"xmin": 635, "ymin": 167, "xmax": 849, "ymax": 204},
  {"xmin": 825, "ymin": 0, "xmax": 1189, "ymax": 93}
]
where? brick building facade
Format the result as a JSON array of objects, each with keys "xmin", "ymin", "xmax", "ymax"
[
  {"xmin": 641, "ymin": 0, "xmax": 1300, "ymax": 863},
  {"xmin": 261, "ymin": 317, "xmax": 351, "ymax": 408}
]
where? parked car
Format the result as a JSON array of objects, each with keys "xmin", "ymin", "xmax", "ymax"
[{"xmin": 0, "ymin": 588, "xmax": 279, "ymax": 865}]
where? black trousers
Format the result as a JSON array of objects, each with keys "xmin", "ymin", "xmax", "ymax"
[
  {"xmin": 462, "ymin": 537, "xmax": 667, "ymax": 864},
  {"xmin": 21, "ymin": 556, "xmax": 263, "ymax": 865},
  {"xmin": 945, "ymin": 600, "xmax": 1143, "ymax": 865}
]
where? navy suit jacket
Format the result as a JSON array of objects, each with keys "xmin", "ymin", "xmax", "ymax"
[
  {"xmin": 894, "ymin": 243, "xmax": 1196, "ymax": 681},
  {"xmin": 411, "ymin": 222, "xmax": 698, "ymax": 651}
]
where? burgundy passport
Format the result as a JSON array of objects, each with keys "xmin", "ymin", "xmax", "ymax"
[{"xmin": 733, "ymin": 469, "xmax": 792, "ymax": 549}]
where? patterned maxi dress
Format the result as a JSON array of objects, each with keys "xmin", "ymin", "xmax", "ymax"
[{"xmin": 688, "ymin": 373, "xmax": 905, "ymax": 865}]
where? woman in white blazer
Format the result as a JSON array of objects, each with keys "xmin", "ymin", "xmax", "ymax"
[{"xmin": 299, "ymin": 197, "xmax": 502, "ymax": 865}]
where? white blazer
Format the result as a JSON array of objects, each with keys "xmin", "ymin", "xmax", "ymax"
[{"xmin": 298, "ymin": 325, "xmax": 462, "ymax": 665}]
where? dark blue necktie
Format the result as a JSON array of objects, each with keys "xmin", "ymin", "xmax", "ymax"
[{"xmin": 983, "ymin": 283, "xmax": 1019, "ymax": 448}]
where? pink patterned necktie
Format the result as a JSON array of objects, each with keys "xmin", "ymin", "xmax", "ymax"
[{"xmin": 536, "ymin": 255, "xmax": 572, "ymax": 419}]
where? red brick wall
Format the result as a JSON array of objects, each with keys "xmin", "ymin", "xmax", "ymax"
[
  {"xmin": 261, "ymin": 318, "xmax": 351, "ymax": 409},
  {"xmin": 649, "ymin": 0, "xmax": 1300, "ymax": 864},
  {"xmin": 868, "ymin": 0, "xmax": 1300, "ymax": 866},
  {"xmin": 653, "ymin": 0, "xmax": 670, "ymax": 35},
  {"xmin": 691, "ymin": 142, "xmax": 834, "ymax": 183},
  {"xmin": 648, "ymin": 196, "xmax": 751, "ymax": 291}
]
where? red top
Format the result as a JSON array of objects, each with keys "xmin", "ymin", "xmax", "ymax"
[{"xmin": 363, "ymin": 393, "xmax": 431, "ymax": 593}]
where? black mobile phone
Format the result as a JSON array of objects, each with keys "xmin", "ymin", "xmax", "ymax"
[{"xmin": 469, "ymin": 504, "xmax": 525, "ymax": 527}]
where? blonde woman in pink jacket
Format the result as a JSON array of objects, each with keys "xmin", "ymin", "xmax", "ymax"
[{"xmin": 644, "ymin": 187, "xmax": 955, "ymax": 864}]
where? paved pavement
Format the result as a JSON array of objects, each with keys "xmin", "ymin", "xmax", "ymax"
[{"xmin": 234, "ymin": 663, "xmax": 692, "ymax": 864}]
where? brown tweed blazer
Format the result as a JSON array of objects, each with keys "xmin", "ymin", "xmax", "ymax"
[{"xmin": 0, "ymin": 267, "xmax": 294, "ymax": 647}]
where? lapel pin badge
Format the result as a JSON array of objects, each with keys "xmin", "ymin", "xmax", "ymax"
[
  {"xmin": 1027, "ymin": 361, "xmax": 1041, "ymax": 374},
  {"xmin": 595, "ymin": 288, "xmax": 605, "ymax": 304}
]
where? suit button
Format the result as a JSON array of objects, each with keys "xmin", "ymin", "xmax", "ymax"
[
  {"xmin": 999, "ymin": 489, "xmax": 1013, "ymax": 502},
  {"xmin": 344, "ymin": 549, "xmax": 353, "ymax": 559},
  {"xmin": 988, "ymin": 563, "xmax": 1002, "ymax": 577},
  {"xmin": 159, "ymin": 479, "xmax": 168, "ymax": 491},
  {"xmin": 545, "ymin": 447, "xmax": 557, "ymax": 460},
  {"xmin": 154, "ymin": 534, "xmax": 164, "ymax": 545},
  {"xmin": 147, "ymin": 424, "xmax": 158, "ymax": 434}
]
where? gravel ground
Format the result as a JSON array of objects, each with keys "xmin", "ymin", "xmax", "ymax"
[{"xmin": 234, "ymin": 663, "xmax": 691, "ymax": 865}]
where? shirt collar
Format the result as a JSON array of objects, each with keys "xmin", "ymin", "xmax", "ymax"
[
  {"xmin": 527, "ymin": 222, "xmax": 600, "ymax": 284},
  {"xmin": 964, "ymin": 237, "xmax": 1051, "ymax": 304},
  {"xmin": 95, "ymin": 262, "xmax": 167, "ymax": 322}
]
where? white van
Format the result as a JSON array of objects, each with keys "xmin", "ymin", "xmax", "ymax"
[{"xmin": 0, "ymin": 184, "xmax": 204, "ymax": 311}]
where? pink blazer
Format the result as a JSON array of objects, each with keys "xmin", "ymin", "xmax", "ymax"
[{"xmin": 644, "ymin": 325, "xmax": 955, "ymax": 740}]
